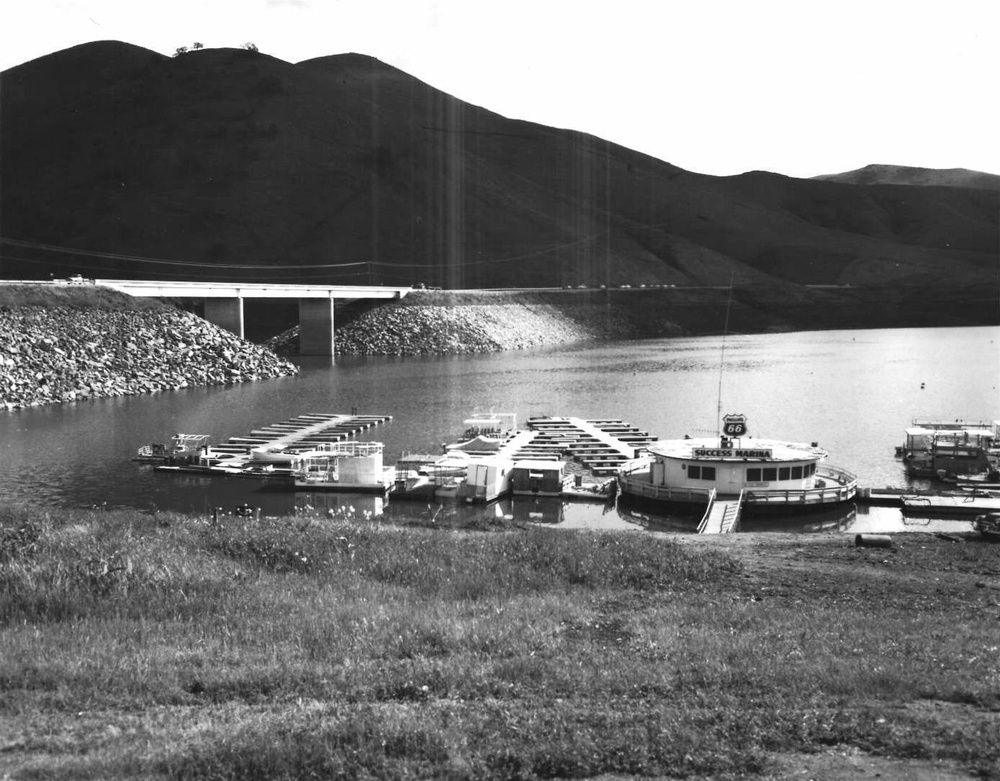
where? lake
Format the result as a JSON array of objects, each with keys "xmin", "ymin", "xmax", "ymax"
[{"xmin": 1, "ymin": 326, "xmax": 997, "ymax": 534}]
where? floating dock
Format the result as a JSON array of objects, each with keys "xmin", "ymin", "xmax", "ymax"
[
  {"xmin": 213, "ymin": 413, "xmax": 390, "ymax": 456},
  {"xmin": 518, "ymin": 417, "xmax": 656, "ymax": 474},
  {"xmin": 153, "ymin": 412, "xmax": 392, "ymax": 477}
]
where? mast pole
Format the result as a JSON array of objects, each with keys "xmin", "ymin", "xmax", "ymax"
[{"xmin": 716, "ymin": 273, "xmax": 735, "ymax": 444}]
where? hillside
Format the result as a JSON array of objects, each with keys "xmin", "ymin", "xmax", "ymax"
[
  {"xmin": 0, "ymin": 42, "xmax": 997, "ymax": 308},
  {"xmin": 813, "ymin": 164, "xmax": 1000, "ymax": 190}
]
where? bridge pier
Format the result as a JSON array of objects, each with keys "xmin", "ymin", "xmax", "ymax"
[
  {"xmin": 298, "ymin": 298, "xmax": 336, "ymax": 356},
  {"xmin": 203, "ymin": 297, "xmax": 245, "ymax": 339},
  {"xmin": 94, "ymin": 281, "xmax": 411, "ymax": 357}
]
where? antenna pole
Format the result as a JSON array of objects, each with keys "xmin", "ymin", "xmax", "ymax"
[{"xmin": 716, "ymin": 273, "xmax": 735, "ymax": 442}]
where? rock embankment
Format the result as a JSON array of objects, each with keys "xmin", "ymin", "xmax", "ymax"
[
  {"xmin": 1, "ymin": 306, "xmax": 298, "ymax": 410},
  {"xmin": 269, "ymin": 295, "xmax": 603, "ymax": 355}
]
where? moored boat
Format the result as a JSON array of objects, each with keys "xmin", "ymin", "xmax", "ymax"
[
  {"xmin": 135, "ymin": 433, "xmax": 211, "ymax": 463},
  {"xmin": 618, "ymin": 414, "xmax": 857, "ymax": 516},
  {"xmin": 975, "ymin": 512, "xmax": 1000, "ymax": 541},
  {"xmin": 293, "ymin": 441, "xmax": 393, "ymax": 493},
  {"xmin": 897, "ymin": 419, "xmax": 1000, "ymax": 479}
]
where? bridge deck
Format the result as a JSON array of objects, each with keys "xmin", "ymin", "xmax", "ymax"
[{"xmin": 96, "ymin": 279, "xmax": 411, "ymax": 299}]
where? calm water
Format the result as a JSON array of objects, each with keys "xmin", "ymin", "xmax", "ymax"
[{"xmin": 1, "ymin": 326, "xmax": 997, "ymax": 533}]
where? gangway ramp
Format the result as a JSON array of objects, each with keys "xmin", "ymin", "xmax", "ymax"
[{"xmin": 697, "ymin": 491, "xmax": 745, "ymax": 534}]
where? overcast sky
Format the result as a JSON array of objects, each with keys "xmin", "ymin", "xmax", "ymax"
[{"xmin": 3, "ymin": 0, "xmax": 998, "ymax": 178}]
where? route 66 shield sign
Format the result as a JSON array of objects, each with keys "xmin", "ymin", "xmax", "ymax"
[{"xmin": 722, "ymin": 414, "xmax": 748, "ymax": 437}]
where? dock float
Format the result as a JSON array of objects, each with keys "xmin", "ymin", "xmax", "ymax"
[
  {"xmin": 217, "ymin": 413, "xmax": 391, "ymax": 454},
  {"xmin": 153, "ymin": 412, "xmax": 392, "ymax": 477},
  {"xmin": 522, "ymin": 417, "xmax": 656, "ymax": 475}
]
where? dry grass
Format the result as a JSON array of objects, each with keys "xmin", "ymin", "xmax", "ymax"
[
  {"xmin": 1, "ymin": 504, "xmax": 999, "ymax": 779},
  {"xmin": 0, "ymin": 283, "xmax": 169, "ymax": 311}
]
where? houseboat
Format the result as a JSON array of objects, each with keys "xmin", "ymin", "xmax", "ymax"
[
  {"xmin": 618, "ymin": 414, "xmax": 857, "ymax": 515},
  {"xmin": 897, "ymin": 420, "xmax": 1000, "ymax": 479},
  {"xmin": 293, "ymin": 441, "xmax": 394, "ymax": 493}
]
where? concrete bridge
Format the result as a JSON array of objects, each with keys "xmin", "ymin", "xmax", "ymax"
[{"xmin": 96, "ymin": 280, "xmax": 411, "ymax": 355}]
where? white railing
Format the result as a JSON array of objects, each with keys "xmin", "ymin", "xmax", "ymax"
[
  {"xmin": 744, "ymin": 465, "xmax": 857, "ymax": 506},
  {"xmin": 313, "ymin": 441, "xmax": 384, "ymax": 457},
  {"xmin": 696, "ymin": 489, "xmax": 719, "ymax": 533},
  {"xmin": 620, "ymin": 469, "xmax": 714, "ymax": 505}
]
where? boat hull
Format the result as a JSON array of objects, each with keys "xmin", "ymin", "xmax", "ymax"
[{"xmin": 619, "ymin": 466, "xmax": 856, "ymax": 515}]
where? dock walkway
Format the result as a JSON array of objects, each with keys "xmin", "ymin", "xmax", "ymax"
[
  {"xmin": 206, "ymin": 413, "xmax": 391, "ymax": 457},
  {"xmin": 697, "ymin": 491, "xmax": 744, "ymax": 534},
  {"xmin": 523, "ymin": 417, "xmax": 656, "ymax": 474}
]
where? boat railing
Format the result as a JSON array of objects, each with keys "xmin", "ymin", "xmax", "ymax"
[
  {"xmin": 313, "ymin": 441, "xmax": 384, "ymax": 457},
  {"xmin": 696, "ymin": 488, "xmax": 719, "ymax": 533},
  {"xmin": 619, "ymin": 470, "xmax": 713, "ymax": 505},
  {"xmin": 745, "ymin": 464, "xmax": 858, "ymax": 506}
]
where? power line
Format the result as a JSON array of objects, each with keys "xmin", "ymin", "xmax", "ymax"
[{"xmin": 0, "ymin": 236, "xmax": 369, "ymax": 270}]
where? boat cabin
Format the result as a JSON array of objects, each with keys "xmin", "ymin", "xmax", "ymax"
[
  {"xmin": 294, "ymin": 441, "xmax": 391, "ymax": 492},
  {"xmin": 646, "ymin": 437, "xmax": 827, "ymax": 496}
]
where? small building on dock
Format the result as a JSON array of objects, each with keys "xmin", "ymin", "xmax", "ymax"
[
  {"xmin": 461, "ymin": 456, "xmax": 515, "ymax": 503},
  {"xmin": 511, "ymin": 459, "xmax": 565, "ymax": 497}
]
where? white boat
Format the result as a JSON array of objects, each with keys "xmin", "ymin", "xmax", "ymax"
[
  {"xmin": 618, "ymin": 414, "xmax": 857, "ymax": 516},
  {"xmin": 135, "ymin": 433, "xmax": 211, "ymax": 462},
  {"xmin": 293, "ymin": 441, "xmax": 393, "ymax": 493}
]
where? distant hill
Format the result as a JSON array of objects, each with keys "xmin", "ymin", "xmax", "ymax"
[
  {"xmin": 1, "ymin": 41, "xmax": 997, "ymax": 309},
  {"xmin": 813, "ymin": 164, "xmax": 1000, "ymax": 190}
]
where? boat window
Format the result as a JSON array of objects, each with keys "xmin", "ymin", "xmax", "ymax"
[
  {"xmin": 747, "ymin": 468, "xmax": 761, "ymax": 481},
  {"xmin": 779, "ymin": 467, "xmax": 790, "ymax": 481},
  {"xmin": 762, "ymin": 467, "xmax": 777, "ymax": 481},
  {"xmin": 701, "ymin": 466, "xmax": 716, "ymax": 480},
  {"xmin": 809, "ymin": 463, "xmax": 816, "ymax": 476},
  {"xmin": 791, "ymin": 466, "xmax": 803, "ymax": 479},
  {"xmin": 689, "ymin": 465, "xmax": 701, "ymax": 479}
]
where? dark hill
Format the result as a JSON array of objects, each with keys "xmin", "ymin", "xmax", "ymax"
[
  {"xmin": 813, "ymin": 164, "xmax": 1000, "ymax": 190},
  {"xmin": 1, "ymin": 42, "xmax": 997, "ymax": 315}
]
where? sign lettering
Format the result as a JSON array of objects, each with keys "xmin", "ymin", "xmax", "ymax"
[
  {"xmin": 692, "ymin": 448, "xmax": 773, "ymax": 458},
  {"xmin": 722, "ymin": 413, "xmax": 748, "ymax": 437}
]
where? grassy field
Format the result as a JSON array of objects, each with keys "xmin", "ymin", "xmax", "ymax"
[{"xmin": 1, "ymin": 503, "xmax": 999, "ymax": 780}]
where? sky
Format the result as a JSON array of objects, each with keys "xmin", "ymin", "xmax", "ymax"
[{"xmin": 2, "ymin": 0, "xmax": 998, "ymax": 179}]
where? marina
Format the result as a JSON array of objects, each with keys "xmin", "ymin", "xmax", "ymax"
[
  {"xmin": 131, "ymin": 407, "xmax": 1000, "ymax": 534},
  {"xmin": 4, "ymin": 326, "xmax": 997, "ymax": 534}
]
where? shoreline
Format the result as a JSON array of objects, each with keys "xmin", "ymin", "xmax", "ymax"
[{"xmin": 2, "ymin": 283, "xmax": 997, "ymax": 409}]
